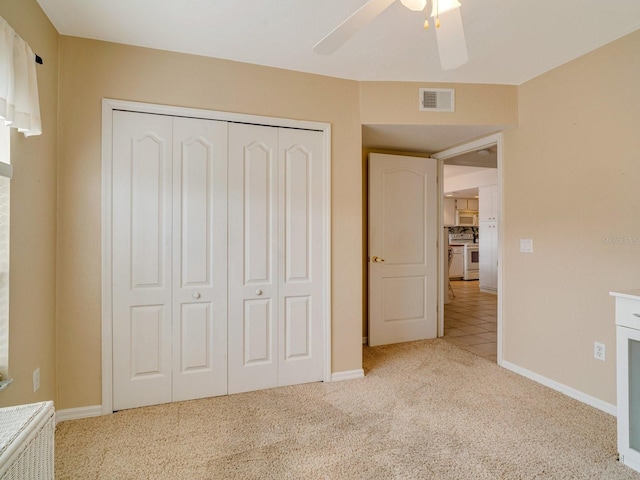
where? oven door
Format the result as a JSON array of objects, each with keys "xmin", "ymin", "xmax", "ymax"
[
  {"xmin": 463, "ymin": 246, "xmax": 479, "ymax": 280},
  {"xmin": 468, "ymin": 248, "xmax": 479, "ymax": 268}
]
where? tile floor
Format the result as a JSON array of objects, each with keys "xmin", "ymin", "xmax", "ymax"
[{"xmin": 443, "ymin": 280, "xmax": 498, "ymax": 363}]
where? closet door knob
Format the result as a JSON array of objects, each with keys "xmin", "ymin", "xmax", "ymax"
[
  {"xmin": 256, "ymin": 289, "xmax": 263, "ymax": 296},
  {"xmin": 193, "ymin": 292, "xmax": 201, "ymax": 299}
]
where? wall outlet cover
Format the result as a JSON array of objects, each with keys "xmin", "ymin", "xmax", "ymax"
[{"xmin": 520, "ymin": 239, "xmax": 533, "ymax": 253}]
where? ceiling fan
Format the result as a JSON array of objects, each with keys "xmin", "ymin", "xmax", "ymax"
[{"xmin": 314, "ymin": 0, "xmax": 468, "ymax": 70}]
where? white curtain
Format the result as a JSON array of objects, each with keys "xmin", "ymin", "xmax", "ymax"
[{"xmin": 0, "ymin": 16, "xmax": 41, "ymax": 137}]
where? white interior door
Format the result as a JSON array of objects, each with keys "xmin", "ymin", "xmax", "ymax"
[
  {"xmin": 228, "ymin": 123, "xmax": 279, "ymax": 394},
  {"xmin": 171, "ymin": 117, "xmax": 228, "ymax": 401},
  {"xmin": 368, "ymin": 153, "xmax": 438, "ymax": 346},
  {"xmin": 113, "ymin": 111, "xmax": 173, "ymax": 410}
]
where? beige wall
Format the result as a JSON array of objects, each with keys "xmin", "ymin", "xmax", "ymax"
[
  {"xmin": 3, "ymin": 0, "xmax": 636, "ymax": 412},
  {"xmin": 360, "ymin": 82, "xmax": 518, "ymax": 126},
  {"xmin": 56, "ymin": 37, "xmax": 363, "ymax": 409},
  {"xmin": 0, "ymin": 1, "xmax": 58, "ymax": 407},
  {"xmin": 503, "ymin": 29, "xmax": 640, "ymax": 404}
]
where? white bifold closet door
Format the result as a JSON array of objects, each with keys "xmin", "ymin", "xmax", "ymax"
[
  {"xmin": 112, "ymin": 111, "xmax": 228, "ymax": 410},
  {"xmin": 228, "ymin": 124, "xmax": 325, "ymax": 394},
  {"xmin": 111, "ymin": 111, "xmax": 325, "ymax": 410}
]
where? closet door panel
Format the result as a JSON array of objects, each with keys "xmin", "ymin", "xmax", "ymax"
[
  {"xmin": 228, "ymin": 123, "xmax": 279, "ymax": 394},
  {"xmin": 284, "ymin": 296, "xmax": 311, "ymax": 359},
  {"xmin": 284, "ymin": 145, "xmax": 311, "ymax": 283},
  {"xmin": 244, "ymin": 149, "xmax": 272, "ymax": 284},
  {"xmin": 172, "ymin": 117, "xmax": 228, "ymax": 401},
  {"xmin": 244, "ymin": 298, "xmax": 273, "ymax": 364},
  {"xmin": 278, "ymin": 129, "xmax": 325, "ymax": 386},
  {"xmin": 112, "ymin": 111, "xmax": 173, "ymax": 410}
]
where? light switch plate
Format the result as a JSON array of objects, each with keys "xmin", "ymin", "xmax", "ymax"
[{"xmin": 520, "ymin": 239, "xmax": 533, "ymax": 253}]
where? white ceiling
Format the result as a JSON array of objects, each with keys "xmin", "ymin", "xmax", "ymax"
[
  {"xmin": 35, "ymin": 0, "xmax": 640, "ymax": 153},
  {"xmin": 36, "ymin": 0, "xmax": 640, "ymax": 85},
  {"xmin": 443, "ymin": 165, "xmax": 488, "ymax": 198}
]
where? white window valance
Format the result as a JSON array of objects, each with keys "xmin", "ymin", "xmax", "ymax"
[{"xmin": 0, "ymin": 16, "xmax": 41, "ymax": 137}]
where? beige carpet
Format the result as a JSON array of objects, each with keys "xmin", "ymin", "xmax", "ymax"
[{"xmin": 55, "ymin": 340, "xmax": 640, "ymax": 479}]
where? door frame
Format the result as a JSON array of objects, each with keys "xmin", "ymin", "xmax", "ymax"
[
  {"xmin": 431, "ymin": 133, "xmax": 503, "ymax": 365},
  {"xmin": 101, "ymin": 98, "xmax": 332, "ymax": 414}
]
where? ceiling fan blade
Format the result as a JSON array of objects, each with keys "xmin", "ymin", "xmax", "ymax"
[
  {"xmin": 313, "ymin": 0, "xmax": 398, "ymax": 55},
  {"xmin": 434, "ymin": 7, "xmax": 468, "ymax": 70}
]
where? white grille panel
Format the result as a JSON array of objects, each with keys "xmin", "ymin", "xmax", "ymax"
[{"xmin": 419, "ymin": 88, "xmax": 455, "ymax": 112}]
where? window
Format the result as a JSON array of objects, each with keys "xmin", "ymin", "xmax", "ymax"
[
  {"xmin": 0, "ymin": 16, "xmax": 41, "ymax": 386},
  {"xmin": 0, "ymin": 125, "xmax": 10, "ymax": 379}
]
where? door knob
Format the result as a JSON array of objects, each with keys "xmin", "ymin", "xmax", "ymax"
[
  {"xmin": 256, "ymin": 289, "xmax": 263, "ymax": 296},
  {"xmin": 193, "ymin": 292, "xmax": 201, "ymax": 299},
  {"xmin": 371, "ymin": 256, "xmax": 385, "ymax": 263}
]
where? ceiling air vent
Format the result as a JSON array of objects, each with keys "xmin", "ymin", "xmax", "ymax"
[{"xmin": 419, "ymin": 88, "xmax": 455, "ymax": 112}]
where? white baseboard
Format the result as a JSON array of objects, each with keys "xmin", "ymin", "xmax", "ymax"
[
  {"xmin": 501, "ymin": 361, "xmax": 617, "ymax": 416},
  {"xmin": 362, "ymin": 337, "xmax": 368, "ymax": 345},
  {"xmin": 55, "ymin": 405, "xmax": 103, "ymax": 424},
  {"xmin": 55, "ymin": 372, "xmax": 368, "ymax": 420},
  {"xmin": 331, "ymin": 369, "xmax": 365, "ymax": 382},
  {"xmin": 480, "ymin": 287, "xmax": 497, "ymax": 295}
]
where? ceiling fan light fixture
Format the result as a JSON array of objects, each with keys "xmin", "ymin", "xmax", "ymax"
[
  {"xmin": 400, "ymin": 0, "xmax": 427, "ymax": 12},
  {"xmin": 430, "ymin": 0, "xmax": 462, "ymax": 17}
]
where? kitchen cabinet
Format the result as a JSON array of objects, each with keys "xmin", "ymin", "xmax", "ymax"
[
  {"xmin": 444, "ymin": 198, "xmax": 456, "ymax": 226},
  {"xmin": 456, "ymin": 198, "xmax": 479, "ymax": 211},
  {"xmin": 479, "ymin": 222, "xmax": 497, "ymax": 292},
  {"xmin": 449, "ymin": 245, "xmax": 464, "ymax": 279},
  {"xmin": 611, "ymin": 290, "xmax": 640, "ymax": 474},
  {"xmin": 479, "ymin": 185, "xmax": 498, "ymax": 293},
  {"xmin": 479, "ymin": 185, "xmax": 498, "ymax": 222}
]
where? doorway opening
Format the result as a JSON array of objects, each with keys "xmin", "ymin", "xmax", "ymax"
[
  {"xmin": 361, "ymin": 133, "xmax": 503, "ymax": 368},
  {"xmin": 433, "ymin": 134, "xmax": 503, "ymax": 365}
]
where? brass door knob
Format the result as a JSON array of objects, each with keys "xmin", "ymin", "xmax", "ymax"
[{"xmin": 371, "ymin": 256, "xmax": 385, "ymax": 263}]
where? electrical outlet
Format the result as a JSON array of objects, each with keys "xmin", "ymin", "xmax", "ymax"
[
  {"xmin": 594, "ymin": 342, "xmax": 606, "ymax": 361},
  {"xmin": 33, "ymin": 368, "xmax": 40, "ymax": 392}
]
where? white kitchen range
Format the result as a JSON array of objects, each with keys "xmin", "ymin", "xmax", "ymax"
[{"xmin": 448, "ymin": 233, "xmax": 479, "ymax": 280}]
